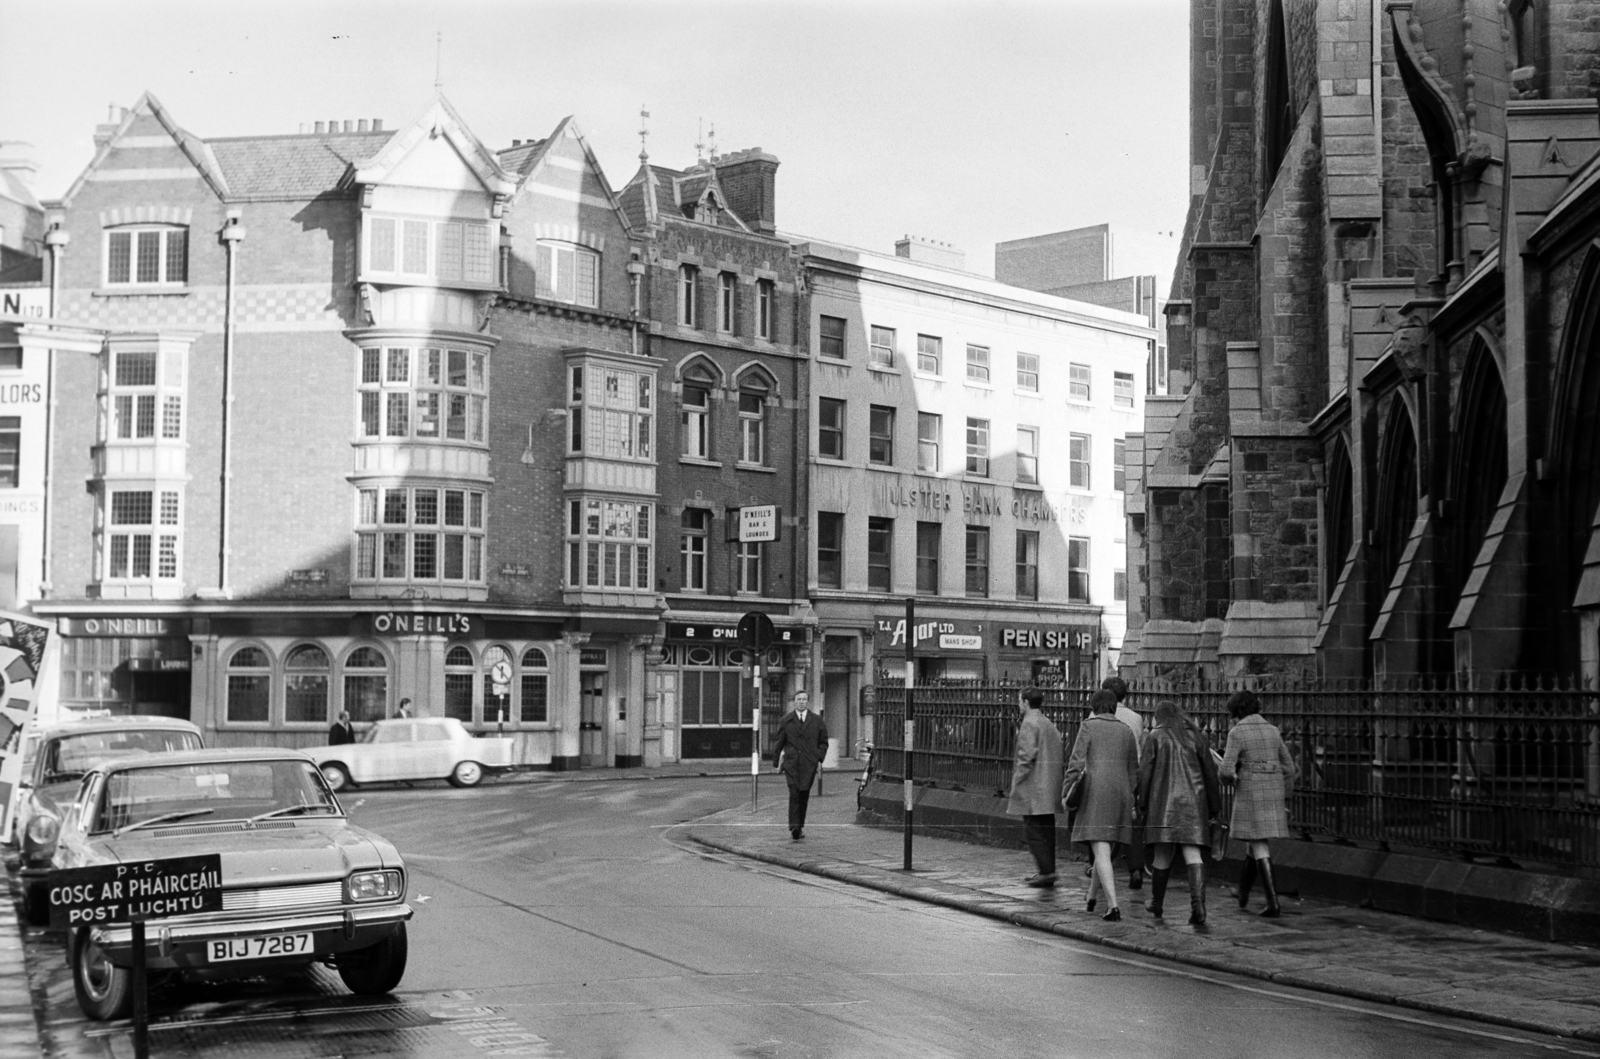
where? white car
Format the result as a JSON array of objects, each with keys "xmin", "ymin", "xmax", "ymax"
[{"xmin": 305, "ymin": 717, "xmax": 514, "ymax": 791}]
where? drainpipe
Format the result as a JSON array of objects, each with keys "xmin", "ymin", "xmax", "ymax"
[
  {"xmin": 40, "ymin": 217, "xmax": 68, "ymax": 597},
  {"xmin": 218, "ymin": 210, "xmax": 246, "ymax": 595},
  {"xmin": 1372, "ymin": 0, "xmax": 1385, "ymax": 269}
]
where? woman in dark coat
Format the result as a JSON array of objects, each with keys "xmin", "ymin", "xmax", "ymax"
[
  {"xmin": 1220, "ymin": 689, "xmax": 1298, "ymax": 917},
  {"xmin": 1062, "ymin": 689, "xmax": 1140, "ymax": 921},
  {"xmin": 1137, "ymin": 701, "xmax": 1222, "ymax": 925}
]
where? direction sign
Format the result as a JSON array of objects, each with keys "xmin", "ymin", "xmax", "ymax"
[
  {"xmin": 738, "ymin": 505, "xmax": 780, "ymax": 543},
  {"xmin": 737, "ymin": 611, "xmax": 777, "ymax": 652},
  {"xmin": 49, "ymin": 854, "xmax": 223, "ymax": 928}
]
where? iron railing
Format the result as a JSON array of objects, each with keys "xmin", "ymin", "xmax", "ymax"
[{"xmin": 869, "ymin": 680, "xmax": 1600, "ymax": 873}]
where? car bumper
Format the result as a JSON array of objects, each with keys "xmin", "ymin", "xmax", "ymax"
[{"xmin": 87, "ymin": 902, "xmax": 413, "ymax": 970}]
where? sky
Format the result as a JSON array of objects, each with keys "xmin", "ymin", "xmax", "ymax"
[{"xmin": 0, "ymin": 0, "xmax": 1191, "ymax": 293}]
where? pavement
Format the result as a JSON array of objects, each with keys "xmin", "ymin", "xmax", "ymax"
[{"xmin": 687, "ymin": 764, "xmax": 1600, "ymax": 1044}]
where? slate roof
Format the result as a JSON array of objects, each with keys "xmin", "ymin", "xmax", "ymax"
[
  {"xmin": 208, "ymin": 131, "xmax": 395, "ymax": 199},
  {"xmin": 495, "ymin": 139, "xmax": 549, "ymax": 178}
]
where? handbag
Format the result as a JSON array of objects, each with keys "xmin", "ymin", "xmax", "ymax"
[
  {"xmin": 1208, "ymin": 819, "xmax": 1229, "ymax": 861},
  {"xmin": 1062, "ymin": 776, "xmax": 1084, "ymax": 811}
]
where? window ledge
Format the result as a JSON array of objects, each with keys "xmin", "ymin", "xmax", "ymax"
[
  {"xmin": 867, "ymin": 363, "xmax": 900, "ymax": 375},
  {"xmin": 818, "ymin": 354, "xmax": 850, "ymax": 366},
  {"xmin": 813, "ymin": 456, "xmax": 850, "ymax": 467},
  {"xmin": 964, "ymin": 379, "xmax": 994, "ymax": 390},
  {"xmin": 93, "ymin": 287, "xmax": 191, "ymax": 299},
  {"xmin": 1014, "ymin": 482, "xmax": 1044, "ymax": 492},
  {"xmin": 679, "ymin": 456, "xmax": 723, "ymax": 469},
  {"xmin": 736, "ymin": 462, "xmax": 776, "ymax": 474},
  {"xmin": 1015, "ymin": 389, "xmax": 1043, "ymax": 399},
  {"xmin": 915, "ymin": 371, "xmax": 944, "ymax": 382}
]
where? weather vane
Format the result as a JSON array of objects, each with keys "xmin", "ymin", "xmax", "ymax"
[
  {"xmin": 639, "ymin": 105, "xmax": 650, "ymax": 164},
  {"xmin": 434, "ymin": 32, "xmax": 443, "ymax": 90}
]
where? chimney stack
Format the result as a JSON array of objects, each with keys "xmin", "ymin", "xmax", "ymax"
[
  {"xmin": 358, "ymin": 119, "xmax": 370, "ymax": 132},
  {"xmin": 92, "ymin": 106, "xmax": 125, "ymax": 149},
  {"xmin": 0, "ymin": 143, "xmax": 39, "ymax": 192},
  {"xmin": 314, "ymin": 121, "xmax": 326, "ymax": 134},
  {"xmin": 895, "ymin": 235, "xmax": 966, "ymax": 271},
  {"xmin": 710, "ymin": 148, "xmax": 780, "ymax": 235},
  {"xmin": 373, "ymin": 118, "xmax": 383, "ymax": 132}
]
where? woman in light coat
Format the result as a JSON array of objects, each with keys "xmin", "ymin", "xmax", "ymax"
[
  {"xmin": 1137, "ymin": 701, "xmax": 1222, "ymax": 925},
  {"xmin": 1062, "ymin": 689, "xmax": 1140, "ymax": 921},
  {"xmin": 1220, "ymin": 689, "xmax": 1298, "ymax": 917}
]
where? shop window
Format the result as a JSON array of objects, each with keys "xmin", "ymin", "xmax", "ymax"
[
  {"xmin": 356, "ymin": 345, "xmax": 487, "ymax": 443},
  {"xmin": 105, "ymin": 225, "xmax": 187, "ymax": 287},
  {"xmin": 681, "ymin": 507, "xmax": 709, "ymax": 591},
  {"xmin": 227, "ymin": 645, "xmax": 271, "ymax": 724},
  {"xmin": 445, "ymin": 644, "xmax": 475, "ymax": 723},
  {"xmin": 355, "ymin": 485, "xmax": 485, "ymax": 585},
  {"xmin": 520, "ymin": 648, "xmax": 549, "ymax": 724},
  {"xmin": 568, "ymin": 363, "xmax": 653, "ymax": 461},
  {"xmin": 916, "ymin": 521, "xmax": 940, "ymax": 594},
  {"xmin": 867, "ymin": 517, "xmax": 893, "ymax": 591},
  {"xmin": 284, "ymin": 644, "xmax": 330, "ymax": 724},
  {"xmin": 567, "ymin": 498, "xmax": 653, "ymax": 591},
  {"xmin": 536, "ymin": 241, "xmax": 599, "ymax": 307},
  {"xmin": 343, "ymin": 646, "xmax": 389, "ymax": 723},
  {"xmin": 818, "ymin": 398, "xmax": 845, "ymax": 460},
  {"xmin": 966, "ymin": 527, "xmax": 990, "ymax": 597},
  {"xmin": 817, "ymin": 511, "xmax": 843, "ymax": 588},
  {"xmin": 1016, "ymin": 530, "xmax": 1039, "ymax": 601},
  {"xmin": 364, "ymin": 214, "xmax": 494, "ymax": 286},
  {"xmin": 481, "ymin": 644, "xmax": 513, "ymax": 725}
]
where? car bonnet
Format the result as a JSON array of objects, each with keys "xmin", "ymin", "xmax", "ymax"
[{"xmin": 88, "ymin": 822, "xmax": 403, "ymax": 888}]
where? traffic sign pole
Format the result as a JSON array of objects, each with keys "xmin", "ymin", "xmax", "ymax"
[
  {"xmin": 738, "ymin": 611, "xmax": 777, "ymax": 813},
  {"xmin": 751, "ymin": 663, "xmax": 762, "ymax": 810},
  {"xmin": 904, "ymin": 597, "xmax": 915, "ymax": 871}
]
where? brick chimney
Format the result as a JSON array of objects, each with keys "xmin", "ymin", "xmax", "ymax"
[
  {"xmin": 895, "ymin": 235, "xmax": 966, "ymax": 271},
  {"xmin": 711, "ymin": 148, "xmax": 779, "ymax": 235},
  {"xmin": 0, "ymin": 143, "xmax": 38, "ymax": 192},
  {"xmin": 93, "ymin": 106, "xmax": 126, "ymax": 149}
]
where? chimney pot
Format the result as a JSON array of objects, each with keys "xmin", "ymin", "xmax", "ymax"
[
  {"xmin": 373, "ymin": 118, "xmax": 383, "ymax": 131},
  {"xmin": 315, "ymin": 121, "xmax": 326, "ymax": 134},
  {"xmin": 358, "ymin": 119, "xmax": 370, "ymax": 132}
]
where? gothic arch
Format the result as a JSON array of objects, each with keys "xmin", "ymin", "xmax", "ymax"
[
  {"xmin": 1448, "ymin": 334, "xmax": 1508, "ymax": 601},
  {"xmin": 731, "ymin": 361, "xmax": 780, "ymax": 397},
  {"xmin": 1548, "ymin": 241, "xmax": 1600, "ymax": 607},
  {"xmin": 1324, "ymin": 433, "xmax": 1355, "ymax": 600},
  {"xmin": 673, "ymin": 352, "xmax": 725, "ymax": 388},
  {"xmin": 1263, "ymin": 0, "xmax": 1295, "ymax": 191},
  {"xmin": 1373, "ymin": 401, "xmax": 1420, "ymax": 596}
]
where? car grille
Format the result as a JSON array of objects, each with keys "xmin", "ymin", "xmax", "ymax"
[{"xmin": 222, "ymin": 881, "xmax": 343, "ymax": 912}]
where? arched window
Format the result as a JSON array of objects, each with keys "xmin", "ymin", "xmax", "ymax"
[
  {"xmin": 738, "ymin": 375, "xmax": 769, "ymax": 465},
  {"xmin": 343, "ymin": 646, "xmax": 389, "ymax": 723},
  {"xmin": 1324, "ymin": 440, "xmax": 1354, "ymax": 602},
  {"xmin": 521, "ymin": 648, "xmax": 549, "ymax": 724},
  {"xmin": 482, "ymin": 644, "xmax": 513, "ymax": 725},
  {"xmin": 681, "ymin": 363, "xmax": 717, "ymax": 458},
  {"xmin": 1374, "ymin": 407, "xmax": 1419, "ymax": 604},
  {"xmin": 226, "ymin": 645, "xmax": 271, "ymax": 724},
  {"xmin": 284, "ymin": 644, "xmax": 330, "ymax": 724},
  {"xmin": 445, "ymin": 644, "xmax": 475, "ymax": 723},
  {"xmin": 1450, "ymin": 347, "xmax": 1508, "ymax": 602},
  {"xmin": 1263, "ymin": 0, "xmax": 1295, "ymax": 190}
]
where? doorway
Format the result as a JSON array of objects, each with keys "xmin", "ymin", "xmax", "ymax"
[
  {"xmin": 579, "ymin": 672, "xmax": 606, "ymax": 767},
  {"xmin": 823, "ymin": 671, "xmax": 851, "ymax": 759}
]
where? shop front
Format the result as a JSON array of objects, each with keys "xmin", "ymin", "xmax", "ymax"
[
  {"xmin": 654, "ymin": 618, "xmax": 809, "ymax": 761},
  {"xmin": 868, "ymin": 610, "xmax": 1102, "ymax": 686},
  {"xmin": 56, "ymin": 616, "xmax": 193, "ymax": 722}
]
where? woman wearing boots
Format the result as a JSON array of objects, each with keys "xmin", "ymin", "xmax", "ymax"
[
  {"xmin": 1062, "ymin": 689, "xmax": 1140, "ymax": 921},
  {"xmin": 1220, "ymin": 689, "xmax": 1298, "ymax": 917},
  {"xmin": 1137, "ymin": 701, "xmax": 1223, "ymax": 925}
]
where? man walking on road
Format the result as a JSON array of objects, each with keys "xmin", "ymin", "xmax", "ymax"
[
  {"xmin": 1007, "ymin": 687, "xmax": 1064, "ymax": 886},
  {"xmin": 772, "ymin": 691, "xmax": 828, "ymax": 840}
]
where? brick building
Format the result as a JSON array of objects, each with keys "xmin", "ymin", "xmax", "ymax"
[
  {"xmin": 795, "ymin": 234, "xmax": 1153, "ymax": 751},
  {"xmin": 20, "ymin": 93, "xmax": 672, "ymax": 768},
  {"xmin": 617, "ymin": 149, "xmax": 810, "ymax": 761},
  {"xmin": 1124, "ymin": 0, "xmax": 1600, "ymax": 686}
]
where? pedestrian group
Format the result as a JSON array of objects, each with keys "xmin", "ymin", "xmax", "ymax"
[{"xmin": 1006, "ymin": 680, "xmax": 1298, "ymax": 925}]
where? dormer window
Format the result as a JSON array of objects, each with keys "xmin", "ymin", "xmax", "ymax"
[
  {"xmin": 365, "ymin": 214, "xmax": 495, "ymax": 286},
  {"xmin": 105, "ymin": 226, "xmax": 187, "ymax": 287},
  {"xmin": 536, "ymin": 241, "xmax": 599, "ymax": 307}
]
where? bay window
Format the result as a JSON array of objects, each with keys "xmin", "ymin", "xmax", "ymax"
[
  {"xmin": 364, "ymin": 214, "xmax": 495, "ymax": 286},
  {"xmin": 355, "ymin": 485, "xmax": 485, "ymax": 584},
  {"xmin": 567, "ymin": 498, "xmax": 653, "ymax": 591},
  {"xmin": 357, "ymin": 345, "xmax": 488, "ymax": 443},
  {"xmin": 568, "ymin": 364, "xmax": 653, "ymax": 461},
  {"xmin": 104, "ymin": 489, "xmax": 180, "ymax": 582}
]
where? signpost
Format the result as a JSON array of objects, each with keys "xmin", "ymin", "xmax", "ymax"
[
  {"xmin": 903, "ymin": 598, "xmax": 915, "ymax": 871},
  {"xmin": 50, "ymin": 855, "xmax": 223, "ymax": 1059},
  {"xmin": 738, "ymin": 611, "xmax": 776, "ymax": 810}
]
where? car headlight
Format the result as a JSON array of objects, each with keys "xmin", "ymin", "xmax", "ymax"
[
  {"xmin": 346, "ymin": 869, "xmax": 404, "ymax": 902},
  {"xmin": 25, "ymin": 813, "xmax": 58, "ymax": 847}
]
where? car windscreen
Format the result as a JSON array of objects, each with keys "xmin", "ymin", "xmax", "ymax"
[
  {"xmin": 91, "ymin": 759, "xmax": 339, "ymax": 834},
  {"xmin": 44, "ymin": 729, "xmax": 204, "ymax": 784}
]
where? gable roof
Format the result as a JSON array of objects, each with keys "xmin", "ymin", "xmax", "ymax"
[
  {"xmin": 501, "ymin": 117, "xmax": 635, "ymax": 237},
  {"xmin": 59, "ymin": 92, "xmax": 231, "ymax": 207},
  {"xmin": 618, "ymin": 160, "xmax": 749, "ymax": 232},
  {"xmin": 210, "ymin": 131, "xmax": 395, "ymax": 200},
  {"xmin": 350, "ymin": 94, "xmax": 514, "ymax": 198}
]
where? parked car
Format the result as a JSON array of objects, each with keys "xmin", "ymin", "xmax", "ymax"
[
  {"xmin": 13, "ymin": 715, "xmax": 204, "ymax": 925},
  {"xmin": 305, "ymin": 717, "xmax": 515, "ymax": 791},
  {"xmin": 51, "ymin": 746, "xmax": 412, "ymax": 1020}
]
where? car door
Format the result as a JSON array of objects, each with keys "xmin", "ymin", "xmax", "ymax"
[
  {"xmin": 364, "ymin": 722, "xmax": 418, "ymax": 782},
  {"xmin": 412, "ymin": 720, "xmax": 457, "ymax": 779}
]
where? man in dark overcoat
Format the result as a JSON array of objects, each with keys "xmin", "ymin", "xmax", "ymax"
[
  {"xmin": 771, "ymin": 691, "xmax": 829, "ymax": 840},
  {"xmin": 1006, "ymin": 687, "xmax": 1064, "ymax": 886},
  {"xmin": 328, "ymin": 710, "xmax": 355, "ymax": 746}
]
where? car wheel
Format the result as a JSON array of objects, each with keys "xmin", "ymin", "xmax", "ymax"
[
  {"xmin": 337, "ymin": 922, "xmax": 408, "ymax": 996},
  {"xmin": 448, "ymin": 761, "xmax": 484, "ymax": 788},
  {"xmin": 320, "ymin": 763, "xmax": 352, "ymax": 792},
  {"xmin": 21, "ymin": 880, "xmax": 49, "ymax": 928},
  {"xmin": 72, "ymin": 928, "xmax": 132, "ymax": 1021}
]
